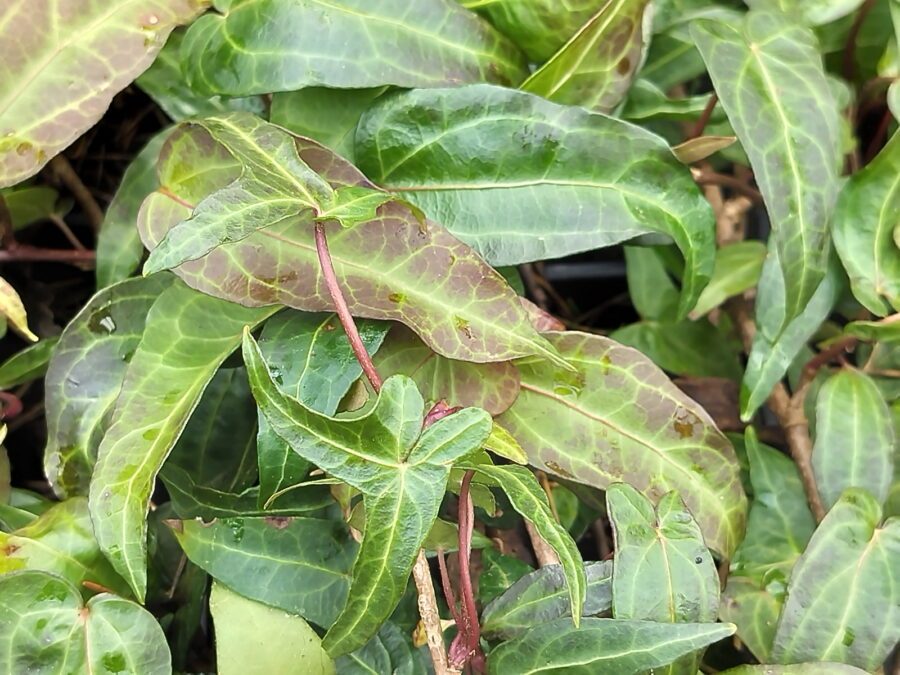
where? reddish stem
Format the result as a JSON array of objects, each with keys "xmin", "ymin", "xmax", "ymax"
[
  {"xmin": 0, "ymin": 392, "xmax": 23, "ymax": 420},
  {"xmin": 314, "ymin": 222, "xmax": 383, "ymax": 393},
  {"xmin": 454, "ymin": 470, "xmax": 483, "ymax": 672},
  {"xmin": 437, "ymin": 549, "xmax": 462, "ymax": 625},
  {"xmin": 0, "ymin": 245, "xmax": 96, "ymax": 266},
  {"xmin": 690, "ymin": 92, "xmax": 718, "ymax": 139}
]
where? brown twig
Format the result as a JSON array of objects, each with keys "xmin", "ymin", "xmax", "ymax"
[
  {"xmin": 314, "ymin": 223, "xmax": 383, "ymax": 392},
  {"xmin": 49, "ymin": 155, "xmax": 104, "ymax": 233},
  {"xmin": 413, "ymin": 551, "xmax": 455, "ymax": 675},
  {"xmin": 48, "ymin": 214, "xmax": 87, "ymax": 250},
  {"xmin": 525, "ymin": 520, "xmax": 560, "ymax": 567},
  {"xmin": 693, "ymin": 169, "xmax": 763, "ymax": 202},
  {"xmin": 0, "ymin": 245, "xmax": 96, "ymax": 266},
  {"xmin": 690, "ymin": 93, "xmax": 718, "ymax": 140}
]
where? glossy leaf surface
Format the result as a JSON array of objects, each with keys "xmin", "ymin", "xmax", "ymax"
[
  {"xmin": 44, "ymin": 275, "xmax": 174, "ymax": 498},
  {"xmin": 139, "ymin": 124, "xmax": 563, "ymax": 366},
  {"xmin": 0, "ymin": 0, "xmax": 205, "ymax": 186},
  {"xmin": 0, "ymin": 570, "xmax": 171, "ymax": 674},
  {"xmin": 498, "ymin": 331, "xmax": 746, "ymax": 556},
  {"xmin": 692, "ymin": 11, "xmax": 842, "ymax": 321},
  {"xmin": 521, "ymin": 0, "xmax": 651, "ymax": 113},
  {"xmin": 689, "ymin": 241, "xmax": 767, "ymax": 319},
  {"xmin": 771, "ymin": 489, "xmax": 900, "ymax": 669},
  {"xmin": 355, "ymin": 85, "xmax": 716, "ymax": 316},
  {"xmin": 487, "ymin": 617, "xmax": 735, "ymax": 674},
  {"xmin": 181, "ymin": 0, "xmax": 527, "ymax": 95},
  {"xmin": 88, "ymin": 282, "xmax": 277, "ymax": 600}
]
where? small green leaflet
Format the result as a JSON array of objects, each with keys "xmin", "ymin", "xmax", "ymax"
[
  {"xmin": 243, "ymin": 332, "xmax": 492, "ymax": 655},
  {"xmin": 486, "ymin": 617, "xmax": 735, "ymax": 674},
  {"xmin": 0, "ymin": 570, "xmax": 172, "ymax": 674},
  {"xmin": 689, "ymin": 241, "xmax": 767, "ymax": 319},
  {"xmin": 355, "ymin": 84, "xmax": 716, "ymax": 318},
  {"xmin": 771, "ymin": 488, "xmax": 900, "ymax": 670},
  {"xmin": 180, "ymin": 0, "xmax": 527, "ymax": 95},
  {"xmin": 0, "ymin": 336, "xmax": 58, "ymax": 390},
  {"xmin": 813, "ymin": 368, "xmax": 895, "ymax": 510},
  {"xmin": 692, "ymin": 11, "xmax": 842, "ymax": 324},
  {"xmin": 210, "ymin": 582, "xmax": 335, "ymax": 675},
  {"xmin": 88, "ymin": 282, "xmax": 278, "ymax": 600}
]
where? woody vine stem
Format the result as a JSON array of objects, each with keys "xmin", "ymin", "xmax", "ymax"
[{"xmin": 314, "ymin": 222, "xmax": 481, "ymax": 674}]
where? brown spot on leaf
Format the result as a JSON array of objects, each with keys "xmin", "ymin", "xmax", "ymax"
[
  {"xmin": 2, "ymin": 543, "xmax": 19, "ymax": 556},
  {"xmin": 454, "ymin": 316, "xmax": 473, "ymax": 340},
  {"xmin": 544, "ymin": 460, "xmax": 574, "ymax": 479},
  {"xmin": 674, "ymin": 420, "xmax": 694, "ymax": 439},
  {"xmin": 265, "ymin": 516, "xmax": 293, "ymax": 529},
  {"xmin": 617, "ymin": 57, "xmax": 631, "ymax": 75},
  {"xmin": 389, "ymin": 292, "xmax": 406, "ymax": 304}
]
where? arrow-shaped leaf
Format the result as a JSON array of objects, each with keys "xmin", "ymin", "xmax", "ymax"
[
  {"xmin": 521, "ymin": 0, "xmax": 651, "ymax": 113},
  {"xmin": 771, "ymin": 488, "xmax": 900, "ymax": 670},
  {"xmin": 498, "ymin": 331, "xmax": 747, "ymax": 557},
  {"xmin": 486, "ymin": 617, "xmax": 735, "ymax": 674},
  {"xmin": 692, "ymin": 11, "xmax": 842, "ymax": 322},
  {"xmin": 138, "ymin": 124, "xmax": 564, "ymax": 366},
  {"xmin": 88, "ymin": 282, "xmax": 278, "ymax": 600},
  {"xmin": 243, "ymin": 332, "xmax": 493, "ymax": 655},
  {"xmin": 355, "ymin": 85, "xmax": 715, "ymax": 316},
  {"xmin": 181, "ymin": 0, "xmax": 527, "ymax": 95}
]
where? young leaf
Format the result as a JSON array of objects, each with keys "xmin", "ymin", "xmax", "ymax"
[
  {"xmin": 270, "ymin": 88, "xmax": 387, "ymax": 162},
  {"xmin": 210, "ymin": 582, "xmax": 335, "ymax": 675},
  {"xmin": 486, "ymin": 617, "xmax": 735, "ymax": 674},
  {"xmin": 355, "ymin": 85, "xmax": 716, "ymax": 317},
  {"xmin": 181, "ymin": 0, "xmax": 527, "ymax": 95},
  {"xmin": 0, "ymin": 498, "xmax": 130, "ymax": 597},
  {"xmin": 832, "ymin": 130, "xmax": 900, "ymax": 316},
  {"xmin": 460, "ymin": 462, "xmax": 586, "ymax": 626},
  {"xmin": 143, "ymin": 113, "xmax": 334, "ymax": 274},
  {"xmin": 720, "ymin": 429, "xmax": 815, "ymax": 662},
  {"xmin": 139, "ymin": 125, "xmax": 564, "ymax": 367},
  {"xmin": 44, "ymin": 274, "xmax": 174, "ymax": 498},
  {"xmin": 136, "ymin": 30, "xmax": 266, "ymax": 123},
  {"xmin": 97, "ymin": 131, "xmax": 170, "ymax": 289},
  {"xmin": 1, "ymin": 185, "xmax": 65, "ymax": 230},
  {"xmin": 689, "ymin": 241, "xmax": 767, "ymax": 319},
  {"xmin": 243, "ymin": 332, "xmax": 492, "ymax": 655},
  {"xmin": 88, "ymin": 282, "xmax": 278, "ymax": 600},
  {"xmin": 482, "ymin": 561, "xmax": 613, "ymax": 641},
  {"xmin": 692, "ymin": 11, "xmax": 842, "ymax": 322},
  {"xmin": 498, "ymin": 331, "xmax": 747, "ymax": 557},
  {"xmin": 771, "ymin": 489, "xmax": 900, "ymax": 670},
  {"xmin": 173, "ymin": 516, "xmax": 356, "ymax": 629},
  {"xmin": 374, "ymin": 325, "xmax": 521, "ymax": 415},
  {"xmin": 520, "ymin": 0, "xmax": 652, "ymax": 113},
  {"xmin": 0, "ymin": 336, "xmax": 58, "ymax": 389},
  {"xmin": 813, "ymin": 368, "xmax": 895, "ymax": 510},
  {"xmin": 0, "ymin": 0, "xmax": 206, "ymax": 187},
  {"xmin": 671, "ymin": 135, "xmax": 736, "ymax": 164},
  {"xmin": 0, "ymin": 570, "xmax": 171, "ymax": 674},
  {"xmin": 741, "ymin": 250, "xmax": 843, "ymax": 420},
  {"xmin": 0, "ymin": 277, "xmax": 37, "ymax": 342}
]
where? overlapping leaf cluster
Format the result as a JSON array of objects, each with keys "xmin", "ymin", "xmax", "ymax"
[{"xmin": 0, "ymin": 0, "xmax": 898, "ymax": 673}]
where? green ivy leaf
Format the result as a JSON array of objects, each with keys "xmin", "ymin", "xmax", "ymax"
[
  {"xmin": 139, "ymin": 125, "xmax": 564, "ymax": 367},
  {"xmin": 374, "ymin": 325, "xmax": 521, "ymax": 416},
  {"xmin": 315, "ymin": 186, "xmax": 395, "ymax": 229},
  {"xmin": 498, "ymin": 331, "xmax": 747, "ymax": 557},
  {"xmin": 0, "ymin": 185, "xmax": 66, "ymax": 230},
  {"xmin": 144, "ymin": 113, "xmax": 334, "ymax": 274},
  {"xmin": 270, "ymin": 88, "xmax": 387, "ymax": 162},
  {"xmin": 460, "ymin": 462, "xmax": 586, "ymax": 626},
  {"xmin": 477, "ymin": 547, "xmax": 535, "ymax": 606},
  {"xmin": 0, "ymin": 498, "xmax": 129, "ymax": 597},
  {"xmin": 96, "ymin": 131, "xmax": 170, "ymax": 289},
  {"xmin": 771, "ymin": 488, "xmax": 900, "ymax": 669},
  {"xmin": 243, "ymin": 331, "xmax": 492, "ymax": 655},
  {"xmin": 813, "ymin": 368, "xmax": 895, "ymax": 510},
  {"xmin": 745, "ymin": 0, "xmax": 866, "ymax": 26},
  {"xmin": 44, "ymin": 274, "xmax": 174, "ymax": 498},
  {"xmin": 607, "ymin": 483, "xmax": 719, "ymax": 674},
  {"xmin": 336, "ymin": 621, "xmax": 429, "ymax": 675},
  {"xmin": 466, "ymin": 0, "xmax": 601, "ymax": 63},
  {"xmin": 689, "ymin": 241, "xmax": 767, "ymax": 320},
  {"xmin": 181, "ymin": 0, "xmax": 527, "ymax": 95},
  {"xmin": 136, "ymin": 30, "xmax": 266, "ymax": 123},
  {"xmin": 624, "ymin": 246, "xmax": 681, "ymax": 322},
  {"xmin": 0, "ymin": 336, "xmax": 58, "ymax": 390},
  {"xmin": 520, "ymin": 0, "xmax": 651, "ymax": 113},
  {"xmin": 0, "ymin": 0, "xmax": 206, "ymax": 186},
  {"xmin": 692, "ymin": 11, "xmax": 842, "ymax": 322},
  {"xmin": 0, "ymin": 570, "xmax": 171, "ymax": 674},
  {"xmin": 741, "ymin": 250, "xmax": 843, "ymax": 420},
  {"xmin": 720, "ymin": 429, "xmax": 815, "ymax": 662},
  {"xmin": 832, "ymin": 130, "xmax": 900, "ymax": 315},
  {"xmin": 210, "ymin": 582, "xmax": 335, "ymax": 675},
  {"xmin": 88, "ymin": 282, "xmax": 278, "ymax": 600},
  {"xmin": 482, "ymin": 561, "xmax": 612, "ymax": 641},
  {"xmin": 172, "ymin": 516, "xmax": 356, "ymax": 628},
  {"xmin": 355, "ymin": 85, "xmax": 716, "ymax": 317},
  {"xmin": 622, "ymin": 80, "xmax": 717, "ymax": 122},
  {"xmin": 723, "ymin": 665, "xmax": 868, "ymax": 675},
  {"xmin": 486, "ymin": 617, "xmax": 735, "ymax": 674}
]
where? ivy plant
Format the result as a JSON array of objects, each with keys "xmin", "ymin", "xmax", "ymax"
[{"xmin": 0, "ymin": 0, "xmax": 898, "ymax": 673}]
